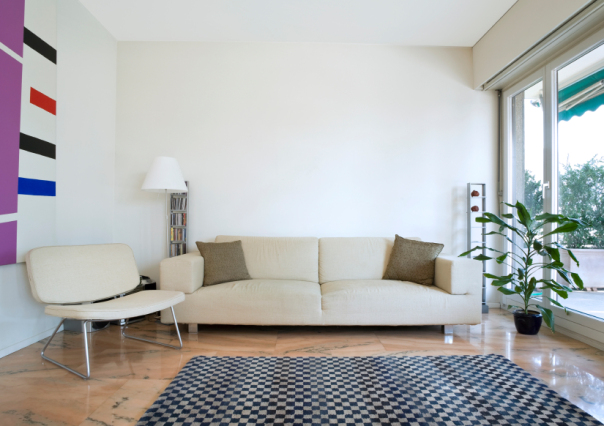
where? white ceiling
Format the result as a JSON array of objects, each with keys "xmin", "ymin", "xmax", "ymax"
[{"xmin": 79, "ymin": 0, "xmax": 517, "ymax": 46}]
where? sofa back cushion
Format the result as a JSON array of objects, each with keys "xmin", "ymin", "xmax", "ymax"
[
  {"xmin": 215, "ymin": 236, "xmax": 319, "ymax": 283},
  {"xmin": 319, "ymin": 237, "xmax": 420, "ymax": 284}
]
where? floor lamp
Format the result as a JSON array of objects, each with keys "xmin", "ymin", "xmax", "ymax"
[{"xmin": 142, "ymin": 157, "xmax": 188, "ymax": 258}]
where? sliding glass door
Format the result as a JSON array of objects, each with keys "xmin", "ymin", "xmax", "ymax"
[
  {"xmin": 502, "ymin": 28, "xmax": 604, "ymax": 342},
  {"xmin": 555, "ymin": 43, "xmax": 604, "ymax": 321}
]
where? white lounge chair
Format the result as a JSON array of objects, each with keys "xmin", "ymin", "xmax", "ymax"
[{"xmin": 25, "ymin": 243, "xmax": 185, "ymax": 379}]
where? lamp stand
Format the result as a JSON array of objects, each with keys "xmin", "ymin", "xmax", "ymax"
[{"xmin": 165, "ymin": 189, "xmax": 170, "ymax": 258}]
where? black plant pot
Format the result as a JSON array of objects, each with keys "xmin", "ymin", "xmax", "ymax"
[{"xmin": 513, "ymin": 310, "xmax": 543, "ymax": 335}]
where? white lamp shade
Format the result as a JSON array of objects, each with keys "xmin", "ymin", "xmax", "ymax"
[{"xmin": 141, "ymin": 156, "xmax": 188, "ymax": 193}]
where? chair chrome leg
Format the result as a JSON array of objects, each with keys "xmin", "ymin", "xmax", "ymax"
[
  {"xmin": 41, "ymin": 318, "xmax": 91, "ymax": 379},
  {"xmin": 122, "ymin": 306, "xmax": 183, "ymax": 349}
]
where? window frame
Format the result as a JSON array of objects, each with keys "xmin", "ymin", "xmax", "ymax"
[{"xmin": 501, "ymin": 70, "xmax": 548, "ymax": 316}]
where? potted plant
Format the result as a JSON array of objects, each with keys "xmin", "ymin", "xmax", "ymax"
[{"xmin": 460, "ymin": 201, "xmax": 586, "ymax": 334}]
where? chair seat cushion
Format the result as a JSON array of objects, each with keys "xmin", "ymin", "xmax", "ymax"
[
  {"xmin": 45, "ymin": 290, "xmax": 185, "ymax": 320},
  {"xmin": 320, "ymin": 280, "xmax": 480, "ymax": 325}
]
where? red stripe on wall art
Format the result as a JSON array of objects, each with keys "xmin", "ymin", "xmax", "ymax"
[{"xmin": 30, "ymin": 87, "xmax": 56, "ymax": 115}]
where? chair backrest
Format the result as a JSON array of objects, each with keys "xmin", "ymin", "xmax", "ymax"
[
  {"xmin": 25, "ymin": 244, "xmax": 140, "ymax": 304},
  {"xmin": 318, "ymin": 237, "xmax": 421, "ymax": 284},
  {"xmin": 215, "ymin": 235, "xmax": 319, "ymax": 283}
]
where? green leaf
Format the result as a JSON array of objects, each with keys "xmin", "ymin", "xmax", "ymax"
[
  {"xmin": 502, "ymin": 213, "xmax": 514, "ymax": 219},
  {"xmin": 517, "ymin": 268, "xmax": 525, "ymax": 280},
  {"xmin": 458, "ymin": 246, "xmax": 484, "ymax": 257},
  {"xmin": 544, "ymin": 222, "xmax": 579, "ymax": 237},
  {"xmin": 566, "ymin": 248, "xmax": 580, "ymax": 267},
  {"xmin": 496, "ymin": 253, "xmax": 508, "ymax": 264},
  {"xmin": 541, "ymin": 285, "xmax": 568, "ymax": 299},
  {"xmin": 473, "ymin": 254, "xmax": 492, "ymax": 261},
  {"xmin": 539, "ymin": 280, "xmax": 573, "ymax": 295},
  {"xmin": 547, "ymin": 297, "xmax": 565, "ymax": 309},
  {"xmin": 536, "ymin": 306, "xmax": 554, "ymax": 333},
  {"xmin": 488, "ymin": 275, "xmax": 514, "ymax": 286},
  {"xmin": 551, "ymin": 242, "xmax": 579, "ymax": 266},
  {"xmin": 483, "ymin": 212, "xmax": 508, "ymax": 228},
  {"xmin": 535, "ymin": 212, "xmax": 563, "ymax": 223},
  {"xmin": 497, "ymin": 287, "xmax": 517, "ymax": 295},
  {"xmin": 515, "ymin": 201, "xmax": 533, "ymax": 228},
  {"xmin": 544, "ymin": 261, "xmax": 565, "ymax": 269},
  {"xmin": 483, "ymin": 273, "xmax": 502, "ymax": 279},
  {"xmin": 571, "ymin": 272, "xmax": 584, "ymax": 290},
  {"xmin": 544, "ymin": 246, "xmax": 561, "ymax": 262},
  {"xmin": 533, "ymin": 241, "xmax": 543, "ymax": 252},
  {"xmin": 556, "ymin": 269, "xmax": 572, "ymax": 284},
  {"xmin": 475, "ymin": 217, "xmax": 491, "ymax": 223},
  {"xmin": 545, "ymin": 246, "xmax": 562, "ymax": 263}
]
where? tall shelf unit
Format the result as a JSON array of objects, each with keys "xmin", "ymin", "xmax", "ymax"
[
  {"xmin": 467, "ymin": 183, "xmax": 489, "ymax": 314},
  {"xmin": 169, "ymin": 181, "xmax": 188, "ymax": 257}
]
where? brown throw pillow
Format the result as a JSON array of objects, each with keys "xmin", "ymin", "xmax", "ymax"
[
  {"xmin": 195, "ymin": 240, "xmax": 251, "ymax": 286},
  {"xmin": 383, "ymin": 235, "xmax": 444, "ymax": 285}
]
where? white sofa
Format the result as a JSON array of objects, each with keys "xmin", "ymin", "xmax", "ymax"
[{"xmin": 160, "ymin": 236, "xmax": 482, "ymax": 330}]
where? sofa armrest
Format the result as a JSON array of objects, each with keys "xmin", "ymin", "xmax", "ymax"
[
  {"xmin": 160, "ymin": 251, "xmax": 204, "ymax": 294},
  {"xmin": 434, "ymin": 255, "xmax": 482, "ymax": 295}
]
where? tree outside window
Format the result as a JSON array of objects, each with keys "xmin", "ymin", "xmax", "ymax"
[{"xmin": 524, "ymin": 157, "xmax": 604, "ymax": 249}]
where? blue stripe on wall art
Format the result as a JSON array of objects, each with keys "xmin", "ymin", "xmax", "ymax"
[{"xmin": 17, "ymin": 177, "xmax": 56, "ymax": 196}]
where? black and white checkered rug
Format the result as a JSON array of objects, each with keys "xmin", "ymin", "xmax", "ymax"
[{"xmin": 138, "ymin": 354, "xmax": 602, "ymax": 425}]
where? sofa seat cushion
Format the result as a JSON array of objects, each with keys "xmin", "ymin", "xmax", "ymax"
[
  {"xmin": 173, "ymin": 279, "xmax": 322, "ymax": 325},
  {"xmin": 320, "ymin": 280, "xmax": 481, "ymax": 326}
]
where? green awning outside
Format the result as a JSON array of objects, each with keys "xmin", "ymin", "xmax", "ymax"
[{"xmin": 558, "ymin": 68, "xmax": 604, "ymax": 122}]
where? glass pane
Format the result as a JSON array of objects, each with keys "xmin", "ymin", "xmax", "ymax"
[
  {"xmin": 556, "ymin": 43, "xmax": 604, "ymax": 320},
  {"xmin": 512, "ymin": 80, "xmax": 544, "ymax": 297}
]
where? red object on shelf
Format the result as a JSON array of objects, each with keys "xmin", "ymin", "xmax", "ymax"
[
  {"xmin": 471, "ymin": 206, "xmax": 479, "ymax": 212},
  {"xmin": 471, "ymin": 190, "xmax": 480, "ymax": 197}
]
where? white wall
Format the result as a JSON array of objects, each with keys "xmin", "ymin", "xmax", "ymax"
[
  {"xmin": 473, "ymin": 0, "xmax": 591, "ymax": 89},
  {"xmin": 0, "ymin": 0, "xmax": 117, "ymax": 358},
  {"xmin": 56, "ymin": 0, "xmax": 117, "ymax": 245},
  {"xmin": 115, "ymin": 42, "xmax": 500, "ymax": 303}
]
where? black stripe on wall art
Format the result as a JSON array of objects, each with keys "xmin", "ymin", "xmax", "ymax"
[
  {"xmin": 23, "ymin": 27, "xmax": 57, "ymax": 64},
  {"xmin": 20, "ymin": 133, "xmax": 56, "ymax": 159}
]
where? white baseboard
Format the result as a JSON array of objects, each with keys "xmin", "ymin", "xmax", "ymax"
[
  {"xmin": 487, "ymin": 302, "xmax": 501, "ymax": 309},
  {"xmin": 0, "ymin": 326, "xmax": 61, "ymax": 359},
  {"xmin": 555, "ymin": 325, "xmax": 604, "ymax": 351}
]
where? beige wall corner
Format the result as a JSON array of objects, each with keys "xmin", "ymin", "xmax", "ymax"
[{"xmin": 473, "ymin": 0, "xmax": 592, "ymax": 89}]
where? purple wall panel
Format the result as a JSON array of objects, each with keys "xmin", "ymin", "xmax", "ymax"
[
  {"xmin": 0, "ymin": 50, "xmax": 22, "ymax": 215},
  {"xmin": 0, "ymin": 0, "xmax": 25, "ymax": 57},
  {"xmin": 0, "ymin": 221, "xmax": 18, "ymax": 266}
]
